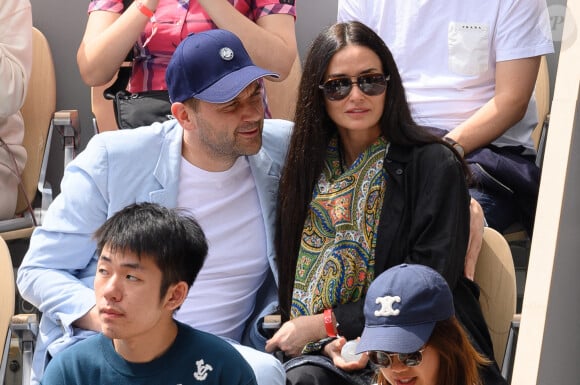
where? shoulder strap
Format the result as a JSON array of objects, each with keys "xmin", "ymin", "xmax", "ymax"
[{"xmin": 103, "ymin": 66, "xmax": 132, "ymax": 99}]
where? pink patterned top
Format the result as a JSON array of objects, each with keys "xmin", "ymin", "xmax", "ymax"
[{"xmin": 88, "ymin": 0, "xmax": 296, "ymax": 94}]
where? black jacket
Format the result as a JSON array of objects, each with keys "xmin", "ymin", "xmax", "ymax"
[{"xmin": 333, "ymin": 142, "xmax": 504, "ymax": 383}]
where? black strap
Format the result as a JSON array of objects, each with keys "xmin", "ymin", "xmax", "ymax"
[
  {"xmin": 103, "ymin": 66, "xmax": 132, "ymax": 100},
  {"xmin": 102, "ymin": 0, "xmax": 135, "ymax": 100},
  {"xmin": 122, "ymin": 0, "xmax": 132, "ymax": 11}
]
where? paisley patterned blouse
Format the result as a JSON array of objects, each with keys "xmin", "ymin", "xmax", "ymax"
[{"xmin": 291, "ymin": 136, "xmax": 389, "ymax": 318}]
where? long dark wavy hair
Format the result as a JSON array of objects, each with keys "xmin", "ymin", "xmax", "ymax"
[
  {"xmin": 275, "ymin": 21, "xmax": 461, "ymax": 319},
  {"xmin": 375, "ymin": 317, "xmax": 490, "ymax": 385}
]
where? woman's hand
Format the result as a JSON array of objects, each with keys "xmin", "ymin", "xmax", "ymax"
[
  {"xmin": 323, "ymin": 337, "xmax": 369, "ymax": 371},
  {"xmin": 265, "ymin": 314, "xmax": 326, "ymax": 357}
]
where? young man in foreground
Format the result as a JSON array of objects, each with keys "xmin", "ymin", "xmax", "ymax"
[{"xmin": 41, "ymin": 202, "xmax": 257, "ymax": 385}]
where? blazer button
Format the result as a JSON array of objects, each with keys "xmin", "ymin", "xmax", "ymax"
[{"xmin": 395, "ymin": 169, "xmax": 403, "ymax": 175}]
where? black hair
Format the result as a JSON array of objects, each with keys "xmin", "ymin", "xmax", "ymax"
[
  {"xmin": 275, "ymin": 21, "xmax": 463, "ymax": 319},
  {"xmin": 94, "ymin": 202, "xmax": 208, "ymax": 299}
]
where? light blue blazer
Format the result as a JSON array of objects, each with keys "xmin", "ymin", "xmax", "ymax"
[{"xmin": 16, "ymin": 119, "xmax": 292, "ymax": 382}]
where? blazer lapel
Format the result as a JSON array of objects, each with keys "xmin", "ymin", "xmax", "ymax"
[
  {"xmin": 150, "ymin": 124, "xmax": 183, "ymax": 207},
  {"xmin": 249, "ymin": 149, "xmax": 280, "ymax": 284}
]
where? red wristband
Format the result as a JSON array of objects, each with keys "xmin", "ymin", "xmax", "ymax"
[
  {"xmin": 324, "ymin": 308, "xmax": 337, "ymax": 337},
  {"xmin": 136, "ymin": 1, "xmax": 155, "ymax": 19}
]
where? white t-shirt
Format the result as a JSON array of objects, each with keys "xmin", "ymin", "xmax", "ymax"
[
  {"xmin": 338, "ymin": 0, "xmax": 554, "ymax": 150},
  {"xmin": 175, "ymin": 156, "xmax": 268, "ymax": 342}
]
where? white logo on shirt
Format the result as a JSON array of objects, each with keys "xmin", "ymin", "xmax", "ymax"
[
  {"xmin": 375, "ymin": 295, "xmax": 401, "ymax": 317},
  {"xmin": 193, "ymin": 359, "xmax": 213, "ymax": 381}
]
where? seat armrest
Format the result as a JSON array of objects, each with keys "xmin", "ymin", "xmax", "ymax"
[
  {"xmin": 36, "ymin": 110, "xmax": 81, "ymax": 224},
  {"xmin": 53, "ymin": 110, "xmax": 80, "ymax": 168},
  {"xmin": 10, "ymin": 314, "xmax": 39, "ymax": 385},
  {"xmin": 501, "ymin": 313, "xmax": 521, "ymax": 382}
]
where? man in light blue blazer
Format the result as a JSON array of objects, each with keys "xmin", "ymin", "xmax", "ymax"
[{"xmin": 17, "ymin": 29, "xmax": 291, "ymax": 385}]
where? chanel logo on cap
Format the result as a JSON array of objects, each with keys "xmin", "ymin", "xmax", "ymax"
[{"xmin": 219, "ymin": 47, "xmax": 234, "ymax": 61}]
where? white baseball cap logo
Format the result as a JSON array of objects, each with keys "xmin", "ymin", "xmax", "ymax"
[
  {"xmin": 375, "ymin": 295, "xmax": 401, "ymax": 317},
  {"xmin": 219, "ymin": 47, "xmax": 234, "ymax": 61}
]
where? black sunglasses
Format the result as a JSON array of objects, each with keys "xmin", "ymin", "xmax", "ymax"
[
  {"xmin": 367, "ymin": 349, "xmax": 425, "ymax": 368},
  {"xmin": 318, "ymin": 73, "xmax": 390, "ymax": 101}
]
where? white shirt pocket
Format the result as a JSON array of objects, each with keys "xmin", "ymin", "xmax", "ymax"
[{"xmin": 448, "ymin": 22, "xmax": 489, "ymax": 76}]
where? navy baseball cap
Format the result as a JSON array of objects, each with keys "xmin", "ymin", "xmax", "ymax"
[
  {"xmin": 166, "ymin": 29, "xmax": 279, "ymax": 103},
  {"xmin": 356, "ymin": 264, "xmax": 454, "ymax": 354}
]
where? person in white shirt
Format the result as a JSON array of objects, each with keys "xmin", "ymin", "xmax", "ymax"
[
  {"xmin": 18, "ymin": 29, "xmax": 290, "ymax": 385},
  {"xmin": 338, "ymin": 0, "xmax": 554, "ymax": 234}
]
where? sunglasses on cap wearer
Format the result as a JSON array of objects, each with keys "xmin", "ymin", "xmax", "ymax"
[
  {"xmin": 318, "ymin": 73, "xmax": 390, "ymax": 101},
  {"xmin": 367, "ymin": 348, "xmax": 425, "ymax": 368}
]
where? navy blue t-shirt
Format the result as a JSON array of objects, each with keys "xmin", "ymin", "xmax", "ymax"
[{"xmin": 41, "ymin": 321, "xmax": 257, "ymax": 385}]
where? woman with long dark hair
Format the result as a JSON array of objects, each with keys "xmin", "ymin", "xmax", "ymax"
[{"xmin": 265, "ymin": 21, "xmax": 505, "ymax": 385}]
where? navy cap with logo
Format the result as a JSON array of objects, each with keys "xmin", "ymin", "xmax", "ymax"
[
  {"xmin": 356, "ymin": 264, "xmax": 455, "ymax": 354},
  {"xmin": 166, "ymin": 29, "xmax": 279, "ymax": 103}
]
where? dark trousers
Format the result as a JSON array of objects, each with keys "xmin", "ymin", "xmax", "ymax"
[{"xmin": 467, "ymin": 147, "xmax": 539, "ymax": 235}]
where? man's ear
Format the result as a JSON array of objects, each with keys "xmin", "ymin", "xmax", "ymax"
[
  {"xmin": 164, "ymin": 281, "xmax": 189, "ymax": 311},
  {"xmin": 171, "ymin": 102, "xmax": 195, "ymax": 129}
]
